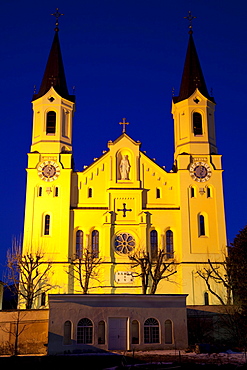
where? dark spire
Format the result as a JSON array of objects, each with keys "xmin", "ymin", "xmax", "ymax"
[
  {"xmin": 33, "ymin": 11, "xmax": 75, "ymax": 102},
  {"xmin": 173, "ymin": 16, "xmax": 214, "ymax": 103}
]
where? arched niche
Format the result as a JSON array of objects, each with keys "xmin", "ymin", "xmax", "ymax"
[{"xmin": 116, "ymin": 149, "xmax": 132, "ymax": 181}]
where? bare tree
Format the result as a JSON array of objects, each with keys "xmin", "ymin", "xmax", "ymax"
[
  {"xmin": 129, "ymin": 251, "xmax": 151, "ymax": 294},
  {"xmin": 68, "ymin": 248, "xmax": 102, "ymax": 294},
  {"xmin": 195, "ymin": 258, "xmax": 244, "ymax": 346},
  {"xmin": 150, "ymin": 249, "xmax": 177, "ymax": 294},
  {"xmin": 129, "ymin": 249, "xmax": 177, "ymax": 294},
  {"xmin": 196, "ymin": 258, "xmax": 232, "ymax": 305},
  {"xmin": 6, "ymin": 239, "xmax": 54, "ymax": 309},
  {"xmin": 0, "ymin": 311, "xmax": 27, "ymax": 355},
  {"xmin": 228, "ymin": 225, "xmax": 247, "ymax": 306}
]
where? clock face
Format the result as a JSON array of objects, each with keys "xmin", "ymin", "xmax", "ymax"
[
  {"xmin": 37, "ymin": 161, "xmax": 60, "ymax": 182},
  {"xmin": 189, "ymin": 162, "xmax": 212, "ymax": 182}
]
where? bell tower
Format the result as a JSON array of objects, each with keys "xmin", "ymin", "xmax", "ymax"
[
  {"xmin": 170, "ymin": 14, "xmax": 227, "ymax": 305},
  {"xmin": 22, "ymin": 12, "xmax": 76, "ymax": 307}
]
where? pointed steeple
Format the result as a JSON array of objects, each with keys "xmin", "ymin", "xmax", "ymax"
[
  {"xmin": 33, "ymin": 29, "xmax": 74, "ymax": 102},
  {"xmin": 31, "ymin": 11, "xmax": 75, "ymax": 154},
  {"xmin": 173, "ymin": 31, "xmax": 213, "ymax": 103},
  {"xmin": 172, "ymin": 19, "xmax": 217, "ymax": 159}
]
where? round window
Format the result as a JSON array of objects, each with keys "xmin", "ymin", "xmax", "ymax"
[{"xmin": 114, "ymin": 233, "xmax": 135, "ymax": 255}]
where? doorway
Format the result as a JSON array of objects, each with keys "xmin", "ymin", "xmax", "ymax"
[{"xmin": 108, "ymin": 317, "xmax": 127, "ymax": 350}]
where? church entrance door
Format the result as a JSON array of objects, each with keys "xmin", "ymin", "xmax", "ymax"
[{"xmin": 108, "ymin": 317, "xmax": 127, "ymax": 350}]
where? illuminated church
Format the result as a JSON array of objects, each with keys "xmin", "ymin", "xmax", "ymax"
[{"xmin": 22, "ymin": 18, "xmax": 227, "ymax": 309}]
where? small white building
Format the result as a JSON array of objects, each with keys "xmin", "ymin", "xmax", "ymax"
[{"xmin": 48, "ymin": 294, "xmax": 188, "ymax": 355}]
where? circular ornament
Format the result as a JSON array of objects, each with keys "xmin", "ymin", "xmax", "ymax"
[
  {"xmin": 114, "ymin": 233, "xmax": 135, "ymax": 255},
  {"xmin": 37, "ymin": 161, "xmax": 60, "ymax": 182},
  {"xmin": 189, "ymin": 161, "xmax": 212, "ymax": 182}
]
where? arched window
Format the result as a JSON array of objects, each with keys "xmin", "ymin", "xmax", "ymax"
[
  {"xmin": 193, "ymin": 112, "xmax": 202, "ymax": 135},
  {"xmin": 46, "ymin": 111, "xmax": 56, "ymax": 134},
  {"xmin": 98, "ymin": 321, "xmax": 105, "ymax": 344},
  {"xmin": 150, "ymin": 230, "xmax": 158, "ymax": 260},
  {"xmin": 88, "ymin": 188, "xmax": 93, "ymax": 198},
  {"xmin": 166, "ymin": 230, "xmax": 174, "ymax": 259},
  {"xmin": 190, "ymin": 186, "xmax": 195, "ymax": 198},
  {"xmin": 199, "ymin": 215, "xmax": 206, "ymax": 236},
  {"xmin": 165, "ymin": 319, "xmax": 173, "ymax": 344},
  {"xmin": 206, "ymin": 187, "xmax": 212, "ymax": 198},
  {"xmin": 76, "ymin": 230, "xmax": 83, "ymax": 259},
  {"xmin": 156, "ymin": 188, "xmax": 161, "ymax": 199},
  {"xmin": 204, "ymin": 292, "xmax": 209, "ymax": 305},
  {"xmin": 44, "ymin": 215, "xmax": 50, "ymax": 235},
  {"xmin": 144, "ymin": 318, "xmax": 160, "ymax": 343},
  {"xmin": 131, "ymin": 320, "xmax": 139, "ymax": 344},
  {"xmin": 92, "ymin": 230, "xmax": 99, "ymax": 258},
  {"xmin": 77, "ymin": 318, "xmax": 93, "ymax": 344},
  {"xmin": 64, "ymin": 321, "xmax": 72, "ymax": 345}
]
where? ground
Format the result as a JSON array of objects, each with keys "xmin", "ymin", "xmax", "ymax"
[{"xmin": 0, "ymin": 350, "xmax": 247, "ymax": 369}]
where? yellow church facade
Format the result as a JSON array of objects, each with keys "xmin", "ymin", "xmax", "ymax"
[{"xmin": 22, "ymin": 26, "xmax": 227, "ymax": 308}]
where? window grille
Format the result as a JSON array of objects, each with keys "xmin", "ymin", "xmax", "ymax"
[
  {"xmin": 77, "ymin": 318, "xmax": 93, "ymax": 344},
  {"xmin": 144, "ymin": 318, "xmax": 160, "ymax": 343},
  {"xmin": 46, "ymin": 111, "xmax": 56, "ymax": 134},
  {"xmin": 44, "ymin": 215, "xmax": 50, "ymax": 235},
  {"xmin": 150, "ymin": 230, "xmax": 158, "ymax": 260},
  {"xmin": 166, "ymin": 230, "xmax": 174, "ymax": 258},
  {"xmin": 92, "ymin": 230, "xmax": 99, "ymax": 257},
  {"xmin": 76, "ymin": 230, "xmax": 83, "ymax": 259}
]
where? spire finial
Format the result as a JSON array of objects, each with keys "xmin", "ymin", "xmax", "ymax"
[
  {"xmin": 51, "ymin": 8, "xmax": 64, "ymax": 32},
  {"xmin": 184, "ymin": 11, "xmax": 196, "ymax": 34}
]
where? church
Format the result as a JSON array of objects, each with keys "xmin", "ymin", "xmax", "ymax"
[{"xmin": 22, "ymin": 14, "xmax": 227, "ymax": 314}]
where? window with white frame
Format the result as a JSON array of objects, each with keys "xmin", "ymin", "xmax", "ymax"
[
  {"xmin": 144, "ymin": 318, "xmax": 160, "ymax": 343},
  {"xmin": 77, "ymin": 318, "xmax": 93, "ymax": 344}
]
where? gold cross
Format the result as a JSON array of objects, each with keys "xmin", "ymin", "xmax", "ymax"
[
  {"xmin": 119, "ymin": 118, "xmax": 130, "ymax": 133},
  {"xmin": 184, "ymin": 11, "xmax": 196, "ymax": 31},
  {"xmin": 51, "ymin": 8, "xmax": 64, "ymax": 30}
]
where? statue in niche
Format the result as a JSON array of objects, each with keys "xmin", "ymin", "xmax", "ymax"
[{"xmin": 120, "ymin": 155, "xmax": 130, "ymax": 180}]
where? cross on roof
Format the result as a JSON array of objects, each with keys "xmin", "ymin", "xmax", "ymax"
[
  {"xmin": 184, "ymin": 11, "xmax": 196, "ymax": 32},
  {"xmin": 51, "ymin": 8, "xmax": 64, "ymax": 31},
  {"xmin": 119, "ymin": 118, "xmax": 130, "ymax": 133},
  {"xmin": 117, "ymin": 203, "xmax": 132, "ymax": 217}
]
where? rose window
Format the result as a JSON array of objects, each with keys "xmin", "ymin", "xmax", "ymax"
[{"xmin": 114, "ymin": 233, "xmax": 135, "ymax": 254}]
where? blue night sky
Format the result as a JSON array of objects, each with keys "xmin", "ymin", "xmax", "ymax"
[{"xmin": 0, "ymin": 0, "xmax": 247, "ymax": 278}]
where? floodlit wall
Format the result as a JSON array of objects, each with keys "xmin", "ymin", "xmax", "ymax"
[{"xmin": 0, "ymin": 309, "xmax": 48, "ymax": 355}]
